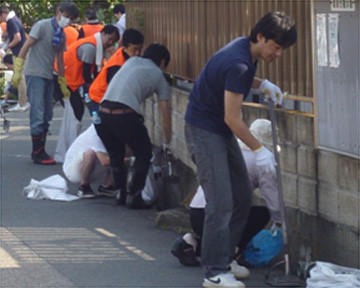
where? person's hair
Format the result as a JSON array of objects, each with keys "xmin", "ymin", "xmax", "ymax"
[
  {"xmin": 249, "ymin": 11, "xmax": 297, "ymax": 48},
  {"xmin": 123, "ymin": 28, "xmax": 144, "ymax": 47},
  {"xmin": 143, "ymin": 43, "xmax": 170, "ymax": 68},
  {"xmin": 85, "ymin": 7, "xmax": 97, "ymax": 20},
  {"xmin": 113, "ymin": 4, "xmax": 125, "ymax": 14},
  {"xmin": 0, "ymin": 6, "xmax": 10, "ymax": 15},
  {"xmin": 3, "ymin": 54, "xmax": 13, "ymax": 65},
  {"xmin": 101, "ymin": 24, "xmax": 120, "ymax": 41},
  {"xmin": 57, "ymin": 1, "xmax": 80, "ymax": 20}
]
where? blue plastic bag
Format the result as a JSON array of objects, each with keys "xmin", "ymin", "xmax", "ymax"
[{"xmin": 243, "ymin": 229, "xmax": 284, "ymax": 267}]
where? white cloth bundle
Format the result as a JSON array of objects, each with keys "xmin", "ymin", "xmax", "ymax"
[
  {"xmin": 23, "ymin": 174, "xmax": 79, "ymax": 201},
  {"xmin": 94, "ymin": 32, "xmax": 104, "ymax": 72}
]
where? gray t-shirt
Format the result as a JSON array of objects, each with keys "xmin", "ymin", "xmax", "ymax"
[
  {"xmin": 77, "ymin": 43, "xmax": 96, "ymax": 64},
  {"xmin": 101, "ymin": 57, "xmax": 170, "ymax": 113},
  {"xmin": 24, "ymin": 19, "xmax": 66, "ymax": 79}
]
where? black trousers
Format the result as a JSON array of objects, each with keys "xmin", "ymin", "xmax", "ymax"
[
  {"xmin": 95, "ymin": 111, "xmax": 152, "ymax": 194},
  {"xmin": 69, "ymin": 89, "xmax": 85, "ymax": 122},
  {"xmin": 190, "ymin": 206, "xmax": 270, "ymax": 256}
]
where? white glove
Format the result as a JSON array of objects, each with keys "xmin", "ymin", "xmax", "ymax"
[
  {"xmin": 270, "ymin": 222, "xmax": 282, "ymax": 236},
  {"xmin": 259, "ymin": 79, "xmax": 284, "ymax": 105},
  {"xmin": 253, "ymin": 145, "xmax": 276, "ymax": 174}
]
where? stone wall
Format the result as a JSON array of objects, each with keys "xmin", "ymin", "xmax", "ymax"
[{"xmin": 142, "ymin": 87, "xmax": 360, "ymax": 269}]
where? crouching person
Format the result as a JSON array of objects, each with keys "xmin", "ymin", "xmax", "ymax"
[
  {"xmin": 63, "ymin": 124, "xmax": 115, "ymax": 198},
  {"xmin": 171, "ymin": 119, "xmax": 283, "ymax": 268}
]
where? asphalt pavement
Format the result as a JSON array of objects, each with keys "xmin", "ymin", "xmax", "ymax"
[{"xmin": 0, "ymin": 104, "xmax": 276, "ymax": 288}]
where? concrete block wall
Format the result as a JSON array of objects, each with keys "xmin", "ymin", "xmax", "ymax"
[{"xmin": 142, "ymin": 87, "xmax": 360, "ymax": 269}]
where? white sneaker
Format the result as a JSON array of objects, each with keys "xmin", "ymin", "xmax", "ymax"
[
  {"xmin": 8, "ymin": 102, "xmax": 30, "ymax": 112},
  {"xmin": 8, "ymin": 103, "xmax": 22, "ymax": 112},
  {"xmin": 203, "ymin": 272, "xmax": 246, "ymax": 288},
  {"xmin": 229, "ymin": 260, "xmax": 250, "ymax": 279},
  {"xmin": 20, "ymin": 102, "xmax": 30, "ymax": 112}
]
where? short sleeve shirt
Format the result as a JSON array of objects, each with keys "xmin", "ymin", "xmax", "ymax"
[
  {"xmin": 77, "ymin": 43, "xmax": 96, "ymax": 64},
  {"xmin": 24, "ymin": 19, "xmax": 66, "ymax": 79},
  {"xmin": 101, "ymin": 57, "xmax": 170, "ymax": 114},
  {"xmin": 185, "ymin": 37, "xmax": 257, "ymax": 138},
  {"xmin": 6, "ymin": 16, "xmax": 26, "ymax": 56}
]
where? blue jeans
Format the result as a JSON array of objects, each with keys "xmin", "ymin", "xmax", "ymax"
[
  {"xmin": 26, "ymin": 76, "xmax": 54, "ymax": 136},
  {"xmin": 185, "ymin": 123, "xmax": 252, "ymax": 278}
]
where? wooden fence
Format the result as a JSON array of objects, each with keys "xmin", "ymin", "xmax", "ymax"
[{"xmin": 127, "ymin": 0, "xmax": 314, "ymax": 99}]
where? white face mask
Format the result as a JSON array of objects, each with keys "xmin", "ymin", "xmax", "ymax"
[{"xmin": 58, "ymin": 15, "xmax": 70, "ymax": 28}]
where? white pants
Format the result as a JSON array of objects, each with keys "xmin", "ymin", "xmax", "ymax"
[{"xmin": 63, "ymin": 150, "xmax": 108, "ymax": 184}]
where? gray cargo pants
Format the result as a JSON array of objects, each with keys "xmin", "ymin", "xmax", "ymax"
[{"xmin": 185, "ymin": 122, "xmax": 252, "ymax": 278}]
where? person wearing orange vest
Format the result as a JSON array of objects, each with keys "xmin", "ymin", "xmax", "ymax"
[
  {"xmin": 53, "ymin": 24, "xmax": 79, "ymax": 106},
  {"xmin": 64, "ymin": 24, "xmax": 79, "ymax": 46},
  {"xmin": 78, "ymin": 8, "xmax": 104, "ymax": 39},
  {"xmin": 54, "ymin": 25, "xmax": 119, "ymax": 163},
  {"xmin": 88, "ymin": 28, "xmax": 144, "ymax": 113}
]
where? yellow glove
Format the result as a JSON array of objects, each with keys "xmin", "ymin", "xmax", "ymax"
[
  {"xmin": 12, "ymin": 57, "xmax": 25, "ymax": 88},
  {"xmin": 58, "ymin": 76, "xmax": 70, "ymax": 99}
]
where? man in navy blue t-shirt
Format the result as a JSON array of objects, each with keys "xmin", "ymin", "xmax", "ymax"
[
  {"xmin": 0, "ymin": 6, "xmax": 28, "ymax": 109},
  {"xmin": 185, "ymin": 11, "xmax": 297, "ymax": 288}
]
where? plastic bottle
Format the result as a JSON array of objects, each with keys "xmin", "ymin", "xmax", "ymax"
[
  {"xmin": 84, "ymin": 93, "xmax": 91, "ymax": 104},
  {"xmin": 92, "ymin": 111, "xmax": 101, "ymax": 125}
]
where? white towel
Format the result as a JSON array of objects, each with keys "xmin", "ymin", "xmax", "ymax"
[
  {"xmin": 6, "ymin": 11, "xmax": 16, "ymax": 21},
  {"xmin": 94, "ymin": 32, "xmax": 103, "ymax": 72}
]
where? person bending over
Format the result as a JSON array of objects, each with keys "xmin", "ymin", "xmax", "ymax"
[
  {"xmin": 95, "ymin": 43, "xmax": 172, "ymax": 208},
  {"xmin": 184, "ymin": 11, "xmax": 296, "ymax": 288}
]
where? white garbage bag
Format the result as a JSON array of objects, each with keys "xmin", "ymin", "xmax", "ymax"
[
  {"xmin": 54, "ymin": 99, "xmax": 82, "ymax": 163},
  {"xmin": 307, "ymin": 261, "xmax": 360, "ymax": 288},
  {"xmin": 23, "ymin": 174, "xmax": 80, "ymax": 201},
  {"xmin": 141, "ymin": 164, "xmax": 161, "ymax": 203}
]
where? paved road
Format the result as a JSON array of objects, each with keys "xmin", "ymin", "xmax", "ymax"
[{"xmin": 0, "ymin": 104, "xmax": 272, "ymax": 288}]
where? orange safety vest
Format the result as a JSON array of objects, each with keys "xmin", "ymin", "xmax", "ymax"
[
  {"xmin": 81, "ymin": 23, "xmax": 104, "ymax": 38},
  {"xmin": 64, "ymin": 35, "xmax": 97, "ymax": 92},
  {"xmin": 64, "ymin": 26, "xmax": 79, "ymax": 47},
  {"xmin": 53, "ymin": 26, "xmax": 79, "ymax": 73},
  {"xmin": 89, "ymin": 47, "xmax": 127, "ymax": 103}
]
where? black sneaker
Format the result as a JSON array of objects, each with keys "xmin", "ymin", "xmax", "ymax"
[
  {"xmin": 78, "ymin": 184, "xmax": 96, "ymax": 198},
  {"xmin": 126, "ymin": 192, "xmax": 152, "ymax": 209},
  {"xmin": 115, "ymin": 189, "xmax": 126, "ymax": 206},
  {"xmin": 234, "ymin": 252, "xmax": 253, "ymax": 268},
  {"xmin": 171, "ymin": 237, "xmax": 200, "ymax": 267},
  {"xmin": 98, "ymin": 185, "xmax": 117, "ymax": 197}
]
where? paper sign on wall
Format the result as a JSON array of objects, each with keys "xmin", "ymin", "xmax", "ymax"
[
  {"xmin": 316, "ymin": 14, "xmax": 328, "ymax": 67},
  {"xmin": 328, "ymin": 14, "xmax": 340, "ymax": 68},
  {"xmin": 330, "ymin": 0, "xmax": 356, "ymax": 11}
]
